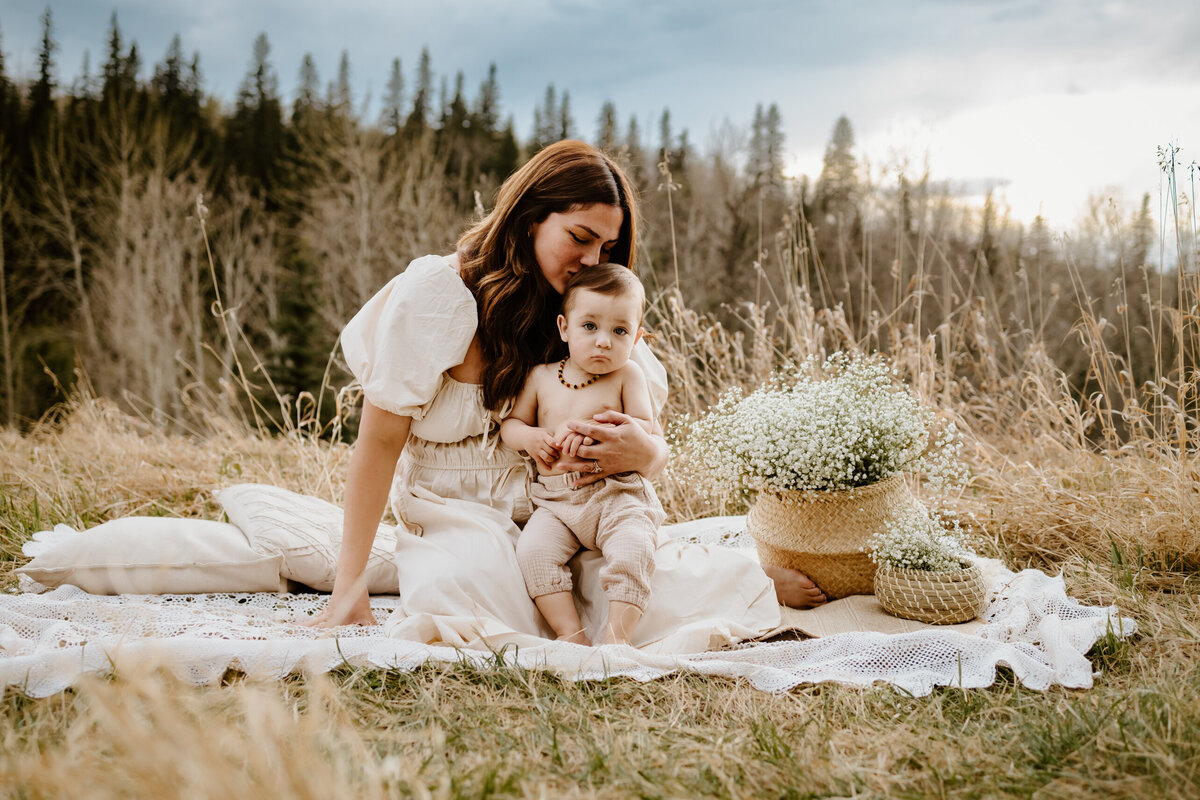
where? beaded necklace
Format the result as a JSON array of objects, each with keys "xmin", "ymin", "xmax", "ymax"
[{"xmin": 557, "ymin": 357, "xmax": 599, "ymax": 389}]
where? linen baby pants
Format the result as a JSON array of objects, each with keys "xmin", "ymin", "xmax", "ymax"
[{"xmin": 517, "ymin": 472, "xmax": 665, "ymax": 610}]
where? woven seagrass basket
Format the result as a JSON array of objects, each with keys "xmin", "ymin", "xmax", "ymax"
[
  {"xmin": 874, "ymin": 562, "xmax": 986, "ymax": 624},
  {"xmin": 746, "ymin": 473, "xmax": 923, "ymax": 599}
]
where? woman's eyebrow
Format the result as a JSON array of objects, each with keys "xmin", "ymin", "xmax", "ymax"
[{"xmin": 576, "ymin": 225, "xmax": 619, "ymax": 243}]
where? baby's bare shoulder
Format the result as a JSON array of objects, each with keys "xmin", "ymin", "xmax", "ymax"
[
  {"xmin": 531, "ymin": 362, "xmax": 560, "ymax": 381},
  {"xmin": 614, "ymin": 360, "xmax": 645, "ymax": 381},
  {"xmin": 526, "ymin": 362, "xmax": 560, "ymax": 391}
]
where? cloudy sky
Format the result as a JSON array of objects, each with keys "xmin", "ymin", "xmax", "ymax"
[{"xmin": 3, "ymin": 0, "xmax": 1198, "ymax": 228}]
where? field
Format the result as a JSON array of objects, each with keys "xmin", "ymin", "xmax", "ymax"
[{"xmin": 2, "ymin": 254, "xmax": 1198, "ymax": 798}]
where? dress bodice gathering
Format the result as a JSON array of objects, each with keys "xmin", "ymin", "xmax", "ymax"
[{"xmin": 398, "ymin": 375, "xmax": 533, "ymax": 530}]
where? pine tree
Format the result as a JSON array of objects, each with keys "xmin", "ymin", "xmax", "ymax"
[
  {"xmin": 1127, "ymin": 193, "xmax": 1154, "ymax": 268},
  {"xmin": 0, "ymin": 27, "xmax": 22, "ymax": 142},
  {"xmin": 99, "ymin": 14, "xmax": 141, "ymax": 106},
  {"xmin": 152, "ymin": 34, "xmax": 184, "ymax": 102},
  {"xmin": 747, "ymin": 104, "xmax": 765, "ymax": 181},
  {"xmin": 227, "ymin": 33, "xmax": 285, "ymax": 197},
  {"xmin": 976, "ymin": 191, "xmax": 1000, "ymax": 276},
  {"xmin": 657, "ymin": 108, "xmax": 672, "ymax": 164},
  {"xmin": 676, "ymin": 128, "xmax": 691, "ymax": 173},
  {"xmin": 596, "ymin": 100, "xmax": 618, "ymax": 153},
  {"xmin": 446, "ymin": 71, "xmax": 467, "ymax": 126},
  {"xmin": 474, "ymin": 63, "xmax": 499, "ymax": 132},
  {"xmin": 152, "ymin": 33, "xmax": 205, "ymax": 153},
  {"xmin": 293, "ymin": 53, "xmax": 320, "ymax": 126},
  {"xmin": 531, "ymin": 83, "xmax": 558, "ymax": 151},
  {"xmin": 623, "ymin": 115, "xmax": 645, "ymax": 185},
  {"xmin": 405, "ymin": 47, "xmax": 433, "ymax": 135},
  {"xmin": 815, "ymin": 115, "xmax": 859, "ymax": 219},
  {"xmin": 329, "ymin": 50, "xmax": 352, "ymax": 115},
  {"xmin": 380, "ymin": 57, "xmax": 404, "ymax": 135},
  {"xmin": 28, "ymin": 9, "xmax": 56, "ymax": 133},
  {"xmin": 72, "ymin": 50, "xmax": 96, "ymax": 98},
  {"xmin": 762, "ymin": 103, "xmax": 785, "ymax": 184},
  {"xmin": 559, "ymin": 90, "xmax": 574, "ymax": 140},
  {"xmin": 486, "ymin": 115, "xmax": 519, "ymax": 179}
]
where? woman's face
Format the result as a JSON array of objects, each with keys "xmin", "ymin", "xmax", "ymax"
[{"xmin": 530, "ymin": 203, "xmax": 624, "ymax": 294}]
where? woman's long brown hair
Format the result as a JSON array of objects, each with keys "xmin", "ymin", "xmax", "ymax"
[{"xmin": 457, "ymin": 140, "xmax": 639, "ymax": 412}]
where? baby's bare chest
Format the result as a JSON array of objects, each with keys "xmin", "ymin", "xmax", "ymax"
[{"xmin": 536, "ymin": 376, "xmax": 623, "ymax": 431}]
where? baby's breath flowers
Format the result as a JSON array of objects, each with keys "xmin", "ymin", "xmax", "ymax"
[
  {"xmin": 866, "ymin": 509, "xmax": 975, "ymax": 572},
  {"xmin": 673, "ymin": 352, "xmax": 964, "ymax": 497}
]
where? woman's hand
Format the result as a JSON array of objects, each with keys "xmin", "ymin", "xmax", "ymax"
[
  {"xmin": 300, "ymin": 577, "xmax": 377, "ymax": 627},
  {"xmin": 559, "ymin": 410, "xmax": 668, "ymax": 487}
]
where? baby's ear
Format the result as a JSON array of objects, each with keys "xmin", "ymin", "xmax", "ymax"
[
  {"xmin": 557, "ymin": 314, "xmax": 568, "ymax": 341},
  {"xmin": 634, "ymin": 327, "xmax": 645, "ymax": 345}
]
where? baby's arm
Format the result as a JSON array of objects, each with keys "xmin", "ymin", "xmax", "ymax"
[
  {"xmin": 618, "ymin": 361, "xmax": 658, "ymax": 435},
  {"xmin": 499, "ymin": 371, "xmax": 559, "ymax": 472}
]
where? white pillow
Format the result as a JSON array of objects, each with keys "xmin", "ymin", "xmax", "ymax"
[
  {"xmin": 215, "ymin": 484, "xmax": 399, "ymax": 594},
  {"xmin": 17, "ymin": 518, "xmax": 286, "ymax": 594}
]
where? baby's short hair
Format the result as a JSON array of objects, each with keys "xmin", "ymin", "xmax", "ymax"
[{"xmin": 562, "ymin": 263, "xmax": 645, "ymax": 322}]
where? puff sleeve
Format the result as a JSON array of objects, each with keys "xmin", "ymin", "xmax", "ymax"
[{"xmin": 340, "ymin": 255, "xmax": 477, "ymax": 418}]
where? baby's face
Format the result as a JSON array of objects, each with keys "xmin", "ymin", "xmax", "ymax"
[{"xmin": 557, "ymin": 288, "xmax": 643, "ymax": 375}]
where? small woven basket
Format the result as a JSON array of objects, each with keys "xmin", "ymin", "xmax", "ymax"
[
  {"xmin": 747, "ymin": 473, "xmax": 923, "ymax": 599},
  {"xmin": 873, "ymin": 562, "xmax": 986, "ymax": 624}
]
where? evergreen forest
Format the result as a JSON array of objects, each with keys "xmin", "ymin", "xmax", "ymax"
[{"xmin": 0, "ymin": 12, "xmax": 1182, "ymax": 434}]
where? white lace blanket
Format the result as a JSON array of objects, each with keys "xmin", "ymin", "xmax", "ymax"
[{"xmin": 0, "ymin": 560, "xmax": 1135, "ymax": 698}]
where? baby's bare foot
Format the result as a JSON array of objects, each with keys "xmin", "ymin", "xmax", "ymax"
[
  {"xmin": 557, "ymin": 629, "xmax": 592, "ymax": 646},
  {"xmin": 763, "ymin": 565, "xmax": 828, "ymax": 608}
]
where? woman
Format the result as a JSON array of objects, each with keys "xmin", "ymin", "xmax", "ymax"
[{"xmin": 307, "ymin": 140, "xmax": 825, "ymax": 649}]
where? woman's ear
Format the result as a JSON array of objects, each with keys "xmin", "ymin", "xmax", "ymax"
[{"xmin": 557, "ymin": 314, "xmax": 569, "ymax": 341}]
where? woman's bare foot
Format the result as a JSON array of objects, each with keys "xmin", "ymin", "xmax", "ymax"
[
  {"xmin": 763, "ymin": 565, "xmax": 828, "ymax": 608},
  {"xmin": 557, "ymin": 629, "xmax": 592, "ymax": 645}
]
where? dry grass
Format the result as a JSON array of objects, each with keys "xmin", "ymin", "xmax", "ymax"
[
  {"xmin": 2, "ymin": 196, "xmax": 1199, "ymax": 797},
  {"xmin": 1, "ymin": 334, "xmax": 1198, "ymax": 798}
]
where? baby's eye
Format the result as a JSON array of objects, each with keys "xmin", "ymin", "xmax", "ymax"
[
  {"xmin": 583, "ymin": 322, "xmax": 597, "ymax": 331},
  {"xmin": 614, "ymin": 327, "xmax": 628, "ymax": 336}
]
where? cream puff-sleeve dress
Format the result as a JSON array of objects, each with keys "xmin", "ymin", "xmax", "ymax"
[{"xmin": 341, "ymin": 255, "xmax": 780, "ymax": 653}]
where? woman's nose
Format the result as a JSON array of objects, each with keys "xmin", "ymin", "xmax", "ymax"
[{"xmin": 580, "ymin": 242, "xmax": 603, "ymax": 266}]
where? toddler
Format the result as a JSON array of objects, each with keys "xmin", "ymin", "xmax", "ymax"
[{"xmin": 500, "ymin": 263, "xmax": 664, "ymax": 645}]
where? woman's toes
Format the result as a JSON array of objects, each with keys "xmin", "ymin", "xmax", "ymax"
[{"xmin": 764, "ymin": 565, "xmax": 828, "ymax": 608}]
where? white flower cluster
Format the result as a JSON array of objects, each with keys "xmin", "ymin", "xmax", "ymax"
[
  {"xmin": 680, "ymin": 353, "xmax": 964, "ymax": 494},
  {"xmin": 866, "ymin": 509, "xmax": 975, "ymax": 572}
]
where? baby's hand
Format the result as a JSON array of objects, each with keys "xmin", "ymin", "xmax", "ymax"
[
  {"xmin": 531, "ymin": 430, "xmax": 561, "ymax": 472},
  {"xmin": 555, "ymin": 429, "xmax": 596, "ymax": 458}
]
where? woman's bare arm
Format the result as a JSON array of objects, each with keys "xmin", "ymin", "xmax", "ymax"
[{"xmin": 302, "ymin": 399, "xmax": 410, "ymax": 627}]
